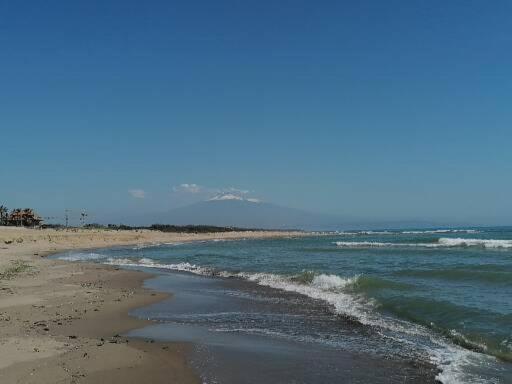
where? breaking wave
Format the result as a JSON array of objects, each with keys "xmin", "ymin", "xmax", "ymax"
[
  {"xmin": 336, "ymin": 230, "xmax": 394, "ymax": 235},
  {"xmin": 438, "ymin": 238, "xmax": 512, "ymax": 248},
  {"xmin": 336, "ymin": 229, "xmax": 479, "ymax": 236},
  {"xmin": 98, "ymin": 257, "xmax": 490, "ymax": 383},
  {"xmin": 58, "ymin": 251, "xmax": 502, "ymax": 384},
  {"xmin": 402, "ymin": 229, "xmax": 480, "ymax": 234},
  {"xmin": 335, "ymin": 238, "xmax": 512, "ymax": 249}
]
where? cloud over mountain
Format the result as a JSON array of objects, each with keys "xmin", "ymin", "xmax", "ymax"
[
  {"xmin": 128, "ymin": 189, "xmax": 145, "ymax": 199},
  {"xmin": 172, "ymin": 183, "xmax": 259, "ymax": 202}
]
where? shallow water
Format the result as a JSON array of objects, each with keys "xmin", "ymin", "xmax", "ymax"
[
  {"xmin": 128, "ymin": 271, "xmax": 437, "ymax": 383},
  {"xmin": 56, "ymin": 227, "xmax": 512, "ymax": 383}
]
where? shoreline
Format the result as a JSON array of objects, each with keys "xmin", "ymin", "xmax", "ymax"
[
  {"xmin": 0, "ymin": 227, "xmax": 308, "ymax": 383},
  {"xmin": 127, "ymin": 268, "xmax": 439, "ymax": 384}
]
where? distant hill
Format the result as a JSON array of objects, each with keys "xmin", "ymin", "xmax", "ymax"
[
  {"xmin": 130, "ymin": 195, "xmax": 338, "ymax": 230},
  {"xmin": 118, "ymin": 195, "xmax": 459, "ymax": 231}
]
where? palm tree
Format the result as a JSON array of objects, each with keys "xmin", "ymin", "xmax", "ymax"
[
  {"xmin": 10, "ymin": 208, "xmax": 22, "ymax": 226},
  {"xmin": 0, "ymin": 205, "xmax": 8, "ymax": 226}
]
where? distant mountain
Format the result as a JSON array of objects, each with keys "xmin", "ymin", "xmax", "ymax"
[
  {"xmin": 132, "ymin": 195, "xmax": 339, "ymax": 230},
  {"xmin": 117, "ymin": 195, "xmax": 463, "ymax": 231}
]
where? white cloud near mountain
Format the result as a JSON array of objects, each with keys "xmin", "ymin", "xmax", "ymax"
[
  {"xmin": 128, "ymin": 189, "xmax": 145, "ymax": 199},
  {"xmin": 172, "ymin": 183, "xmax": 202, "ymax": 193},
  {"xmin": 172, "ymin": 183, "xmax": 260, "ymax": 202}
]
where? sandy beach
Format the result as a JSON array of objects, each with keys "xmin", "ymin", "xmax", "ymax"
[{"xmin": 0, "ymin": 227, "xmax": 306, "ymax": 383}]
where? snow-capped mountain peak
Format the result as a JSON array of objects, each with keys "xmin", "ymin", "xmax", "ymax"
[{"xmin": 208, "ymin": 193, "xmax": 261, "ymax": 203}]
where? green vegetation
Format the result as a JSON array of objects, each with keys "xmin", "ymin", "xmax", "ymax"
[
  {"xmin": 0, "ymin": 260, "xmax": 33, "ymax": 280},
  {"xmin": 0, "ymin": 205, "xmax": 43, "ymax": 227},
  {"xmin": 149, "ymin": 224, "xmax": 258, "ymax": 233},
  {"xmin": 0, "ymin": 205, "xmax": 8, "ymax": 225},
  {"xmin": 78, "ymin": 223, "xmax": 265, "ymax": 233}
]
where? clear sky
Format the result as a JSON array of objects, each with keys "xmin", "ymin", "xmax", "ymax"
[{"xmin": 1, "ymin": 0, "xmax": 511, "ymax": 225}]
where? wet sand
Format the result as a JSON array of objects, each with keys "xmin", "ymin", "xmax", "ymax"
[
  {"xmin": 127, "ymin": 269, "xmax": 438, "ymax": 383},
  {"xmin": 0, "ymin": 227, "xmax": 305, "ymax": 383}
]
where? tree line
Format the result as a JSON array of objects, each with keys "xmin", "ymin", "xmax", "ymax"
[
  {"xmin": 0, "ymin": 206, "xmax": 43, "ymax": 227},
  {"xmin": 81, "ymin": 223, "xmax": 259, "ymax": 233}
]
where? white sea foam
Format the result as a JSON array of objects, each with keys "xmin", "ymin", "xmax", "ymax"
[
  {"xmin": 438, "ymin": 238, "xmax": 512, "ymax": 248},
  {"xmin": 333, "ymin": 241, "xmax": 447, "ymax": 248},
  {"xmin": 336, "ymin": 230, "xmax": 394, "ymax": 235},
  {"xmin": 101, "ymin": 256, "xmax": 371, "ymax": 322},
  {"xmin": 449, "ymin": 329, "xmax": 488, "ymax": 352},
  {"xmin": 224, "ymin": 270, "xmax": 493, "ymax": 384},
  {"xmin": 402, "ymin": 229, "xmax": 479, "ymax": 234},
  {"xmin": 311, "ymin": 273, "xmax": 360, "ymax": 291},
  {"xmin": 103, "ymin": 258, "xmax": 216, "ymax": 275},
  {"xmin": 335, "ymin": 241, "xmax": 399, "ymax": 247},
  {"xmin": 433, "ymin": 347, "xmax": 496, "ymax": 384},
  {"xmin": 336, "ymin": 229, "xmax": 479, "ymax": 236},
  {"xmin": 57, "ymin": 252, "xmax": 108, "ymax": 261},
  {"xmin": 254, "ymin": 274, "xmax": 365, "ymax": 313},
  {"xmin": 133, "ymin": 241, "xmax": 191, "ymax": 249},
  {"xmin": 131, "ymin": 243, "xmax": 161, "ymax": 250},
  {"xmin": 334, "ymin": 238, "xmax": 512, "ymax": 249}
]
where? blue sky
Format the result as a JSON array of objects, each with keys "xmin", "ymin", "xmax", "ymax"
[{"xmin": 1, "ymin": 1, "xmax": 511, "ymax": 225}]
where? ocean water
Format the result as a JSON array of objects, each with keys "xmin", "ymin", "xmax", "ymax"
[{"xmin": 56, "ymin": 227, "xmax": 512, "ymax": 383}]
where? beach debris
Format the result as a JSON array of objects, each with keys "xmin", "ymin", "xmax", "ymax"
[
  {"xmin": 0, "ymin": 287, "xmax": 14, "ymax": 294},
  {"xmin": 71, "ymin": 372, "xmax": 86, "ymax": 380},
  {"xmin": 68, "ymin": 335, "xmax": 77, "ymax": 339}
]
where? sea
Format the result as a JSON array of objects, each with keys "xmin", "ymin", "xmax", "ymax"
[{"xmin": 55, "ymin": 227, "xmax": 512, "ymax": 383}]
